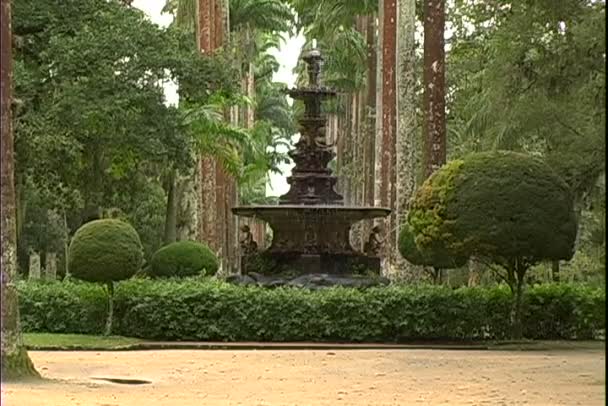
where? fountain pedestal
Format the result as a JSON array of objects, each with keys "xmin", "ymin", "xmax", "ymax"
[{"xmin": 232, "ymin": 48, "xmax": 390, "ymax": 284}]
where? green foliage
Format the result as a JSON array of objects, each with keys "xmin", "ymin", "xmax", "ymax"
[
  {"xmin": 149, "ymin": 241, "xmax": 218, "ymax": 278},
  {"xmin": 18, "ymin": 280, "xmax": 604, "ymax": 341},
  {"xmin": 522, "ymin": 283, "xmax": 606, "ymax": 339},
  {"xmin": 68, "ymin": 219, "xmax": 144, "ymax": 284},
  {"xmin": 446, "ymin": 0, "xmax": 605, "ymax": 199},
  {"xmin": 13, "ymin": 0, "xmax": 239, "ymax": 260},
  {"xmin": 17, "ymin": 280, "xmax": 108, "ymax": 335},
  {"xmin": 398, "ymin": 222, "xmax": 467, "ymax": 269},
  {"xmin": 409, "ymin": 151, "xmax": 578, "ymax": 268}
]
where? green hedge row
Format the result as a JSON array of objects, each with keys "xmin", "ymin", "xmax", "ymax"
[
  {"xmin": 18, "ymin": 280, "xmax": 605, "ymax": 341},
  {"xmin": 18, "ymin": 280, "xmax": 108, "ymax": 335}
]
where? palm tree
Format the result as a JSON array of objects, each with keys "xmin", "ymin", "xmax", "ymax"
[
  {"xmin": 1, "ymin": 0, "xmax": 39, "ymax": 381},
  {"xmin": 422, "ymin": 0, "xmax": 446, "ymax": 178},
  {"xmin": 374, "ymin": 0, "xmax": 398, "ymax": 273},
  {"xmin": 395, "ymin": 0, "xmax": 419, "ymax": 280}
]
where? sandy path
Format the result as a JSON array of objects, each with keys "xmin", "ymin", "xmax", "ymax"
[{"xmin": 2, "ymin": 349, "xmax": 604, "ymax": 406}]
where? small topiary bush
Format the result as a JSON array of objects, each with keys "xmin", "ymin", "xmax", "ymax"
[
  {"xmin": 149, "ymin": 240, "xmax": 218, "ymax": 278},
  {"xmin": 68, "ymin": 219, "xmax": 144, "ymax": 284}
]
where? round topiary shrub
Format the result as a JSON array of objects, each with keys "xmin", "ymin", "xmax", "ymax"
[
  {"xmin": 408, "ymin": 151, "xmax": 578, "ymax": 338},
  {"xmin": 68, "ymin": 219, "xmax": 144, "ymax": 284},
  {"xmin": 408, "ymin": 151, "xmax": 577, "ymax": 263},
  {"xmin": 149, "ymin": 240, "xmax": 218, "ymax": 278},
  {"xmin": 398, "ymin": 222, "xmax": 467, "ymax": 269}
]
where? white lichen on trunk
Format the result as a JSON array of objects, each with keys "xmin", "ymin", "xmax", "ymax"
[
  {"xmin": 394, "ymin": 0, "xmax": 422, "ymax": 281},
  {"xmin": 45, "ymin": 252, "xmax": 57, "ymax": 281},
  {"xmin": 28, "ymin": 251, "xmax": 41, "ymax": 280}
]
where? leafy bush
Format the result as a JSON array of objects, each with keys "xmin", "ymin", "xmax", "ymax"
[
  {"xmin": 18, "ymin": 280, "xmax": 107, "ymax": 335},
  {"xmin": 408, "ymin": 151, "xmax": 578, "ymax": 338},
  {"xmin": 149, "ymin": 241, "xmax": 218, "ymax": 278},
  {"xmin": 68, "ymin": 219, "xmax": 144, "ymax": 284},
  {"xmin": 398, "ymin": 222, "xmax": 467, "ymax": 269},
  {"xmin": 409, "ymin": 151, "xmax": 577, "ymax": 264},
  {"xmin": 18, "ymin": 279, "xmax": 604, "ymax": 341}
]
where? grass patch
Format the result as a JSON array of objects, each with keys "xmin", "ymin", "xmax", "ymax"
[{"xmin": 24, "ymin": 333, "xmax": 142, "ymax": 350}]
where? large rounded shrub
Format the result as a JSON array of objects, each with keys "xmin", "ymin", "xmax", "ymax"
[
  {"xmin": 68, "ymin": 219, "xmax": 144, "ymax": 284},
  {"xmin": 408, "ymin": 151, "xmax": 577, "ymax": 263},
  {"xmin": 149, "ymin": 240, "xmax": 218, "ymax": 278},
  {"xmin": 398, "ymin": 222, "xmax": 467, "ymax": 269}
]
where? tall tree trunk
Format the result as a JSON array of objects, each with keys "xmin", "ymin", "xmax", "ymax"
[
  {"xmin": 1, "ymin": 0, "xmax": 39, "ymax": 380},
  {"xmin": 376, "ymin": 0, "xmax": 398, "ymax": 275},
  {"xmin": 28, "ymin": 251, "xmax": 41, "ymax": 280},
  {"xmin": 422, "ymin": 0, "xmax": 446, "ymax": 178},
  {"xmin": 361, "ymin": 14, "xmax": 378, "ymax": 252},
  {"xmin": 163, "ymin": 168, "xmax": 178, "ymax": 244},
  {"xmin": 395, "ymin": 0, "xmax": 420, "ymax": 280},
  {"xmin": 44, "ymin": 252, "xmax": 57, "ymax": 281},
  {"xmin": 176, "ymin": 173, "xmax": 199, "ymax": 240},
  {"xmin": 551, "ymin": 260, "xmax": 560, "ymax": 282},
  {"xmin": 374, "ymin": 0, "xmax": 384, "ymax": 211},
  {"xmin": 197, "ymin": 0, "xmax": 227, "ymax": 256},
  {"xmin": 467, "ymin": 257, "xmax": 483, "ymax": 286}
]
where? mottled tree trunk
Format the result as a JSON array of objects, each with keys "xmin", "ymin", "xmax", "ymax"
[
  {"xmin": 375, "ymin": 0, "xmax": 398, "ymax": 275},
  {"xmin": 28, "ymin": 251, "xmax": 41, "ymax": 280},
  {"xmin": 1, "ymin": 0, "xmax": 39, "ymax": 380},
  {"xmin": 176, "ymin": 173, "xmax": 199, "ymax": 241},
  {"xmin": 360, "ymin": 14, "xmax": 378, "ymax": 253},
  {"xmin": 44, "ymin": 252, "xmax": 57, "ymax": 281},
  {"xmin": 197, "ymin": 0, "xmax": 231, "ymax": 259},
  {"xmin": 395, "ymin": 0, "xmax": 420, "ymax": 280},
  {"xmin": 467, "ymin": 257, "xmax": 483, "ymax": 287},
  {"xmin": 422, "ymin": 0, "xmax": 446, "ymax": 178},
  {"xmin": 551, "ymin": 260, "xmax": 560, "ymax": 282},
  {"xmin": 163, "ymin": 168, "xmax": 178, "ymax": 244},
  {"xmin": 374, "ymin": 0, "xmax": 384, "ymax": 211}
]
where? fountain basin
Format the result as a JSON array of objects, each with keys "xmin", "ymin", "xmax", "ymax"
[{"xmin": 232, "ymin": 205, "xmax": 390, "ymax": 275}]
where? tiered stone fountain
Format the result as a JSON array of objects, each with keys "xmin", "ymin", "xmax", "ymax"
[{"xmin": 230, "ymin": 48, "xmax": 390, "ymax": 288}]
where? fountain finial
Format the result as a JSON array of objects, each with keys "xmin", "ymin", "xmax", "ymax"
[{"xmin": 302, "ymin": 47, "xmax": 323, "ymax": 88}]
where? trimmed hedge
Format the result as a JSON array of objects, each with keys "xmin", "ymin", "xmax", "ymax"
[
  {"xmin": 18, "ymin": 280, "xmax": 605, "ymax": 342},
  {"xmin": 149, "ymin": 241, "xmax": 218, "ymax": 278},
  {"xmin": 18, "ymin": 280, "xmax": 108, "ymax": 335}
]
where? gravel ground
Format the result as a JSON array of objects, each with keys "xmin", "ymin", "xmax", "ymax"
[{"xmin": 2, "ymin": 348, "xmax": 604, "ymax": 406}]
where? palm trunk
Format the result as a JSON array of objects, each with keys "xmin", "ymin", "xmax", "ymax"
[
  {"xmin": 422, "ymin": 0, "xmax": 446, "ymax": 178},
  {"xmin": 44, "ymin": 252, "xmax": 57, "ymax": 281},
  {"xmin": 163, "ymin": 168, "xmax": 178, "ymax": 244},
  {"xmin": 361, "ymin": 14, "xmax": 378, "ymax": 252},
  {"xmin": 1, "ymin": 0, "xmax": 39, "ymax": 380},
  {"xmin": 395, "ymin": 0, "xmax": 419, "ymax": 280},
  {"xmin": 197, "ymin": 0, "xmax": 224, "ymax": 254},
  {"xmin": 376, "ymin": 0, "xmax": 398, "ymax": 275},
  {"xmin": 551, "ymin": 260, "xmax": 560, "ymax": 282},
  {"xmin": 467, "ymin": 257, "xmax": 482, "ymax": 286},
  {"xmin": 28, "ymin": 251, "xmax": 41, "ymax": 280}
]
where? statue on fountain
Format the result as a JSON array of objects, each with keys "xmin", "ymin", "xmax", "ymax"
[
  {"xmin": 239, "ymin": 225, "xmax": 258, "ymax": 256},
  {"xmin": 364, "ymin": 225, "xmax": 384, "ymax": 257}
]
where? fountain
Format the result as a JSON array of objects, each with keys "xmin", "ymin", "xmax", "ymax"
[{"xmin": 230, "ymin": 48, "xmax": 391, "ymax": 288}]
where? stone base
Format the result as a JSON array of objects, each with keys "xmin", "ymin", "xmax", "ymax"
[
  {"xmin": 225, "ymin": 272, "xmax": 390, "ymax": 290},
  {"xmin": 241, "ymin": 253, "xmax": 381, "ymax": 276}
]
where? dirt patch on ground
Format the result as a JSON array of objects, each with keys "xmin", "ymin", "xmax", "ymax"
[{"xmin": 2, "ymin": 349, "xmax": 604, "ymax": 405}]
